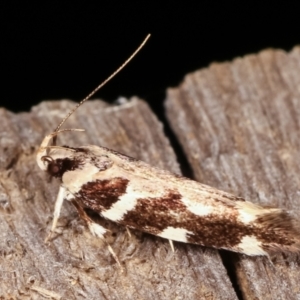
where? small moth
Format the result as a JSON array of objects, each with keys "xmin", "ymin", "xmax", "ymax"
[{"xmin": 37, "ymin": 34, "xmax": 300, "ymax": 263}]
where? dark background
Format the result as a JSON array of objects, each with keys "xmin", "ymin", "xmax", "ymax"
[{"xmin": 1, "ymin": 2, "xmax": 299, "ymax": 114}]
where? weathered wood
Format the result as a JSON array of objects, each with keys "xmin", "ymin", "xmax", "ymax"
[
  {"xmin": 165, "ymin": 47, "xmax": 300, "ymax": 300},
  {"xmin": 0, "ymin": 99, "xmax": 237, "ymax": 299}
]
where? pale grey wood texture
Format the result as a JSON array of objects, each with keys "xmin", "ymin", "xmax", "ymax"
[
  {"xmin": 0, "ymin": 99, "xmax": 236, "ymax": 299},
  {"xmin": 165, "ymin": 47, "xmax": 300, "ymax": 300}
]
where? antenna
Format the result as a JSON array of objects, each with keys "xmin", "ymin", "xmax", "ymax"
[{"xmin": 55, "ymin": 34, "xmax": 151, "ymax": 132}]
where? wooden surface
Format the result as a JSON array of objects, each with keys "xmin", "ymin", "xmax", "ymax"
[
  {"xmin": 166, "ymin": 46, "xmax": 300, "ymax": 299},
  {"xmin": 1, "ymin": 46, "xmax": 300, "ymax": 300}
]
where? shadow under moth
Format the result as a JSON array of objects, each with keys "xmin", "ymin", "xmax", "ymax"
[{"xmin": 36, "ymin": 34, "xmax": 300, "ymax": 266}]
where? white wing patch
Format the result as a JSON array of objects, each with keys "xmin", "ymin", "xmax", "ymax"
[
  {"xmin": 158, "ymin": 227, "xmax": 193, "ymax": 243},
  {"xmin": 101, "ymin": 185, "xmax": 142, "ymax": 221},
  {"xmin": 237, "ymin": 235, "xmax": 268, "ymax": 256},
  {"xmin": 235, "ymin": 201, "xmax": 280, "ymax": 224},
  {"xmin": 181, "ymin": 197, "xmax": 213, "ymax": 216}
]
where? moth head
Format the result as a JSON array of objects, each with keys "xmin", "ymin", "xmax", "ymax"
[{"xmin": 36, "ymin": 129, "xmax": 84, "ymax": 174}]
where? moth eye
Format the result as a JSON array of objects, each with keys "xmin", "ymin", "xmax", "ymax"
[
  {"xmin": 48, "ymin": 162, "xmax": 60, "ymax": 175},
  {"xmin": 47, "ymin": 160, "xmax": 62, "ymax": 177}
]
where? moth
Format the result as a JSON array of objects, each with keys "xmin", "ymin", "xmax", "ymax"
[{"xmin": 36, "ymin": 34, "xmax": 300, "ymax": 263}]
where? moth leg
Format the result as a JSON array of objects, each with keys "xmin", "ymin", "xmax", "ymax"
[
  {"xmin": 126, "ymin": 226, "xmax": 132, "ymax": 238},
  {"xmin": 71, "ymin": 199, "xmax": 107, "ymax": 238},
  {"xmin": 45, "ymin": 186, "xmax": 66, "ymax": 243},
  {"xmin": 169, "ymin": 239, "xmax": 175, "ymax": 252},
  {"xmin": 71, "ymin": 200, "xmax": 122, "ymax": 269}
]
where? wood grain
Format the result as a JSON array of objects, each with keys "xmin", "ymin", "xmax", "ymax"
[
  {"xmin": 0, "ymin": 99, "xmax": 236, "ymax": 299},
  {"xmin": 165, "ymin": 47, "xmax": 300, "ymax": 300}
]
